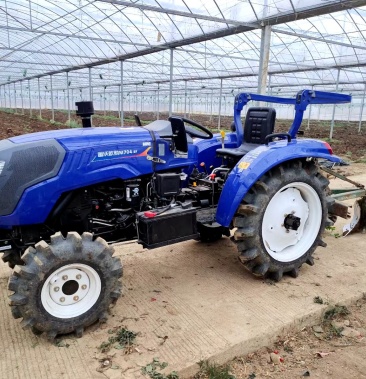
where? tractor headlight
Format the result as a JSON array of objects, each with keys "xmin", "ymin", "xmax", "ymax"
[{"xmin": 0, "ymin": 161, "xmax": 5, "ymax": 175}]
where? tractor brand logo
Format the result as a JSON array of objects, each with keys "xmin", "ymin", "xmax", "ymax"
[{"xmin": 92, "ymin": 147, "xmax": 151, "ymax": 162}]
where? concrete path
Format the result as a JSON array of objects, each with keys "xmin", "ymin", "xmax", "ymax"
[{"xmin": 0, "ymin": 169, "xmax": 365, "ymax": 379}]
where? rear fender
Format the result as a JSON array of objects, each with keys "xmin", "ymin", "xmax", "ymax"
[{"xmin": 216, "ymin": 139, "xmax": 340, "ymax": 227}]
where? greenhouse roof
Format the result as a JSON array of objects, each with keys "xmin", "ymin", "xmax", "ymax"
[{"xmin": 1, "ymin": 0, "xmax": 366, "ymax": 96}]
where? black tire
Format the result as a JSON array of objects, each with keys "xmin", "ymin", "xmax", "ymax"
[
  {"xmin": 8, "ymin": 231, "xmax": 122, "ymax": 340},
  {"xmin": 233, "ymin": 160, "xmax": 329, "ymax": 281},
  {"xmin": 2, "ymin": 249, "xmax": 24, "ymax": 269}
]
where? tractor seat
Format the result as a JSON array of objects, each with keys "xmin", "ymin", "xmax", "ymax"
[{"xmin": 216, "ymin": 107, "xmax": 276, "ymax": 160}]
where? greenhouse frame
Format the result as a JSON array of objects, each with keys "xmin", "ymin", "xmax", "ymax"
[{"xmin": 1, "ymin": 0, "xmax": 366, "ymax": 132}]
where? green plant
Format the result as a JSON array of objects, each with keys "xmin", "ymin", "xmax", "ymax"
[
  {"xmin": 141, "ymin": 358, "xmax": 179, "ymax": 379},
  {"xmin": 323, "ymin": 304, "xmax": 349, "ymax": 321},
  {"xmin": 194, "ymin": 360, "xmax": 235, "ymax": 379},
  {"xmin": 98, "ymin": 327, "xmax": 137, "ymax": 353},
  {"xmin": 65, "ymin": 120, "xmax": 80, "ymax": 128},
  {"xmin": 325, "ymin": 226, "xmax": 341, "ymax": 238}
]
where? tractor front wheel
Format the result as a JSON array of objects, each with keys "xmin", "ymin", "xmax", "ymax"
[
  {"xmin": 8, "ymin": 232, "xmax": 122, "ymax": 340},
  {"xmin": 233, "ymin": 160, "xmax": 329, "ymax": 281}
]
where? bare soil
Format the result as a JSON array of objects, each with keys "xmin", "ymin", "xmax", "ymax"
[
  {"xmin": 194, "ymin": 297, "xmax": 366, "ymax": 379},
  {"xmin": 1, "ymin": 109, "xmax": 366, "ymax": 161}
]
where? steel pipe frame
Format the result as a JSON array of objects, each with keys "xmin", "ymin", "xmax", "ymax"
[
  {"xmin": 4, "ymin": 0, "xmax": 366, "ymax": 87},
  {"xmin": 358, "ymin": 83, "xmax": 366, "ymax": 132},
  {"xmin": 330, "ymin": 69, "xmax": 341, "ymax": 139}
]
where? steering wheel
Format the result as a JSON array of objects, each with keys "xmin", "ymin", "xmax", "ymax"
[{"xmin": 181, "ymin": 117, "xmax": 213, "ymax": 140}]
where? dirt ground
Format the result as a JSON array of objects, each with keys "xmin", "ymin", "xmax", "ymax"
[{"xmin": 1, "ymin": 108, "xmax": 366, "ymax": 161}]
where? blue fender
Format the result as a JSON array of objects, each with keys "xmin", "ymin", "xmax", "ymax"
[{"xmin": 216, "ymin": 139, "xmax": 340, "ymax": 227}]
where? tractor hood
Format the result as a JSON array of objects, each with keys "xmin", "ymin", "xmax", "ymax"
[
  {"xmin": 0, "ymin": 126, "xmax": 153, "ymax": 217},
  {"xmin": 9, "ymin": 126, "xmax": 151, "ymax": 146}
]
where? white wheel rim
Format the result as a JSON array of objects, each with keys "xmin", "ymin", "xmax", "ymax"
[
  {"xmin": 41, "ymin": 263, "xmax": 101, "ymax": 319},
  {"xmin": 262, "ymin": 182, "xmax": 322, "ymax": 263}
]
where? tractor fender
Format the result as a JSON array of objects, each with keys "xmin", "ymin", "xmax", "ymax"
[{"xmin": 216, "ymin": 139, "xmax": 340, "ymax": 227}]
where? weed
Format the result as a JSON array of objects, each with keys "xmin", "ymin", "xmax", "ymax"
[
  {"xmin": 93, "ymin": 114, "xmax": 120, "ymax": 121},
  {"xmin": 325, "ymin": 226, "xmax": 341, "ymax": 238},
  {"xmin": 194, "ymin": 360, "xmax": 235, "ymax": 379},
  {"xmin": 314, "ymin": 296, "xmax": 324, "ymax": 304},
  {"xmin": 323, "ymin": 304, "xmax": 349, "ymax": 321},
  {"xmin": 323, "ymin": 138, "xmax": 341, "ymax": 144},
  {"xmin": 355, "ymin": 158, "xmax": 366, "ymax": 164},
  {"xmin": 283, "ymin": 344, "xmax": 293, "ymax": 353},
  {"xmin": 65, "ymin": 120, "xmax": 80, "ymax": 128},
  {"xmin": 98, "ymin": 327, "xmax": 137, "ymax": 353},
  {"xmin": 319, "ymin": 304, "xmax": 350, "ymax": 340},
  {"xmin": 328, "ymin": 324, "xmax": 344, "ymax": 338},
  {"xmin": 141, "ymin": 358, "xmax": 179, "ymax": 379}
]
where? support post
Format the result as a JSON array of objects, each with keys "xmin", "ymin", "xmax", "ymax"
[
  {"xmin": 188, "ymin": 90, "xmax": 191, "ymax": 118},
  {"xmin": 347, "ymin": 103, "xmax": 352, "ymax": 123},
  {"xmin": 8, "ymin": 84, "xmax": 11, "ymax": 110},
  {"xmin": 169, "ymin": 48, "xmax": 174, "ymax": 116},
  {"xmin": 218, "ymin": 78, "xmax": 223, "ymax": 129},
  {"xmin": 66, "ymin": 72, "xmax": 71, "ymax": 124},
  {"xmin": 13, "ymin": 82, "xmax": 17, "ymax": 114},
  {"xmin": 157, "ymin": 84, "xmax": 160, "ymax": 120},
  {"xmin": 135, "ymin": 85, "xmax": 138, "ymax": 113},
  {"xmin": 184, "ymin": 81, "xmax": 187, "ymax": 118},
  {"xmin": 88, "ymin": 67, "xmax": 93, "ymax": 127},
  {"xmin": 28, "ymin": 80, "xmax": 32, "ymax": 117},
  {"xmin": 20, "ymin": 81, "xmax": 24, "ymax": 114},
  {"xmin": 358, "ymin": 83, "xmax": 366, "ymax": 132},
  {"xmin": 103, "ymin": 86, "xmax": 106, "ymax": 116},
  {"xmin": 257, "ymin": 25, "xmax": 272, "ymax": 95},
  {"xmin": 330, "ymin": 69, "xmax": 341, "ymax": 139},
  {"xmin": 210, "ymin": 89, "xmax": 213, "ymax": 122},
  {"xmin": 88, "ymin": 67, "xmax": 92, "ymax": 100},
  {"xmin": 50, "ymin": 75, "xmax": 54, "ymax": 122},
  {"xmin": 38, "ymin": 77, "xmax": 41, "ymax": 118},
  {"xmin": 120, "ymin": 60, "xmax": 124, "ymax": 127}
]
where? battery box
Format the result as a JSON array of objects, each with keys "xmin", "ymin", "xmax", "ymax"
[{"xmin": 137, "ymin": 207, "xmax": 198, "ymax": 249}]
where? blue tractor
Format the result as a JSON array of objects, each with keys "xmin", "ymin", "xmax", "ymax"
[{"xmin": 3, "ymin": 89, "xmax": 350, "ymax": 340}]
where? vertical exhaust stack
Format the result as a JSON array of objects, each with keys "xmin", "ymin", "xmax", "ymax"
[{"xmin": 75, "ymin": 101, "xmax": 94, "ymax": 128}]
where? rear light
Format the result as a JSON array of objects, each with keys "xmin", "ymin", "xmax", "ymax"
[{"xmin": 323, "ymin": 141, "xmax": 333, "ymax": 155}]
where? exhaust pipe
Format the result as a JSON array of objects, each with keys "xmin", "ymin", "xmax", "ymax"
[{"xmin": 75, "ymin": 101, "xmax": 94, "ymax": 128}]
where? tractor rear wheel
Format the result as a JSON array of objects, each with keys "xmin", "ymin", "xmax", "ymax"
[
  {"xmin": 8, "ymin": 231, "xmax": 122, "ymax": 340},
  {"xmin": 233, "ymin": 160, "xmax": 329, "ymax": 281}
]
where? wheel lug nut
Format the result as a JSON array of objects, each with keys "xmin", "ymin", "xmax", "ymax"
[
  {"xmin": 54, "ymin": 287, "xmax": 60, "ymax": 292},
  {"xmin": 81, "ymin": 285, "xmax": 87, "ymax": 290},
  {"xmin": 73, "ymin": 296, "xmax": 79, "ymax": 301},
  {"xmin": 76, "ymin": 274, "xmax": 82, "ymax": 280},
  {"xmin": 62, "ymin": 275, "xmax": 68, "ymax": 280},
  {"xmin": 60, "ymin": 297, "xmax": 65, "ymax": 302}
]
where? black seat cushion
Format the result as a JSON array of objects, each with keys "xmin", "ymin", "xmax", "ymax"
[
  {"xmin": 216, "ymin": 142, "xmax": 260, "ymax": 158},
  {"xmin": 217, "ymin": 107, "xmax": 276, "ymax": 161}
]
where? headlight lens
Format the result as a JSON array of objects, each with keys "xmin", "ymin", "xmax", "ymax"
[{"xmin": 0, "ymin": 161, "xmax": 5, "ymax": 175}]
